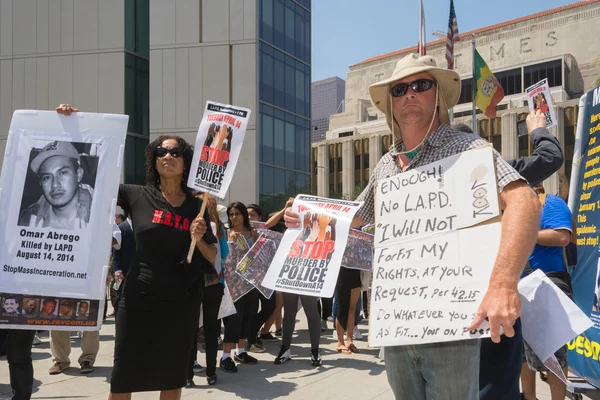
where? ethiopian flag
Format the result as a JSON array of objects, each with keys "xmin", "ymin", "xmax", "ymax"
[{"xmin": 473, "ymin": 49, "xmax": 504, "ymax": 118}]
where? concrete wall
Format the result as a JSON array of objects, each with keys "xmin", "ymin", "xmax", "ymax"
[
  {"xmin": 149, "ymin": 0, "xmax": 258, "ymax": 205},
  {"xmin": 0, "ymin": 0, "xmax": 126, "ymax": 172}
]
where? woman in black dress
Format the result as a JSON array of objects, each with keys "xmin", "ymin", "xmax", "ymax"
[{"xmin": 57, "ymin": 102, "xmax": 218, "ymax": 399}]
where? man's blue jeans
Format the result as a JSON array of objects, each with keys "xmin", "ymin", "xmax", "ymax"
[{"xmin": 384, "ymin": 339, "xmax": 480, "ymax": 400}]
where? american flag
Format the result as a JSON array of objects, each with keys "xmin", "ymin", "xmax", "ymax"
[{"xmin": 446, "ymin": 0, "xmax": 459, "ymax": 69}]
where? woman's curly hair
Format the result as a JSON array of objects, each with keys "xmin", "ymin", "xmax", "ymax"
[{"xmin": 145, "ymin": 135, "xmax": 194, "ymax": 193}]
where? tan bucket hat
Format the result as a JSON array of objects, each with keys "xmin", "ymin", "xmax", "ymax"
[{"xmin": 369, "ymin": 54, "xmax": 461, "ymax": 133}]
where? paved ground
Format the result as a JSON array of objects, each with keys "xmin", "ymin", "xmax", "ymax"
[{"xmin": 0, "ymin": 309, "xmax": 596, "ymax": 399}]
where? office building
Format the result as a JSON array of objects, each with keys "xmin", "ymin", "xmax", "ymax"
[
  {"xmin": 150, "ymin": 0, "xmax": 311, "ymax": 211},
  {"xmin": 311, "ymin": 76, "xmax": 345, "ymax": 143},
  {"xmin": 0, "ymin": 0, "xmax": 149, "ymax": 184}
]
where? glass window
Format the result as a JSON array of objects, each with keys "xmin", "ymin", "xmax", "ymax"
[
  {"xmin": 273, "ymin": 0, "xmax": 285, "ymax": 49},
  {"xmin": 261, "ymin": 52, "xmax": 274, "ymax": 104},
  {"xmin": 524, "ymin": 59, "xmax": 562, "ymax": 89},
  {"xmin": 495, "ymin": 68, "xmax": 521, "ymax": 96},
  {"xmin": 125, "ymin": 0, "xmax": 149, "ymax": 57},
  {"xmin": 295, "ymin": 69, "xmax": 305, "ymax": 116},
  {"xmin": 261, "ymin": 0, "xmax": 273, "ymax": 43},
  {"xmin": 286, "ymin": 170, "xmax": 296, "ymax": 194},
  {"xmin": 295, "ymin": 10, "xmax": 304, "ymax": 60},
  {"xmin": 458, "ymin": 79, "xmax": 473, "ymax": 104},
  {"xmin": 285, "ymin": 122, "xmax": 295, "ymax": 169},
  {"xmin": 295, "ymin": 125, "xmax": 303, "ymax": 171},
  {"xmin": 274, "ymin": 119, "xmax": 285, "ymax": 166},
  {"xmin": 285, "ymin": 5, "xmax": 295, "ymax": 54},
  {"xmin": 261, "ymin": 114, "xmax": 274, "ymax": 164},
  {"xmin": 285, "ymin": 64, "xmax": 295, "ymax": 112},
  {"xmin": 262, "ymin": 165, "xmax": 274, "ymax": 196},
  {"xmin": 274, "ymin": 57, "xmax": 285, "ymax": 106},
  {"xmin": 274, "ymin": 168, "xmax": 285, "ymax": 195},
  {"xmin": 125, "ymin": 54, "xmax": 149, "ymax": 136}
]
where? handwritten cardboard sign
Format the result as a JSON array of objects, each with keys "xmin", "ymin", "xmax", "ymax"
[{"xmin": 370, "ymin": 146, "xmax": 501, "ymax": 347}]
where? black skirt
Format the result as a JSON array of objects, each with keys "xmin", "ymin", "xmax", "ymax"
[{"xmin": 110, "ymin": 294, "xmax": 200, "ymax": 393}]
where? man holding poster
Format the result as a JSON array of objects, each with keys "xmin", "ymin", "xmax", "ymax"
[{"xmin": 285, "ymin": 54, "xmax": 540, "ymax": 399}]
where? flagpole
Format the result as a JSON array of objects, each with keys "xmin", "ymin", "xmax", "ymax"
[
  {"xmin": 449, "ymin": 52, "xmax": 455, "ymax": 123},
  {"xmin": 471, "ymin": 34, "xmax": 477, "ymax": 135},
  {"xmin": 419, "ymin": 0, "xmax": 423, "ymax": 55}
]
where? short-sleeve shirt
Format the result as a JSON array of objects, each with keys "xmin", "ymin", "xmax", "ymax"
[
  {"xmin": 356, "ymin": 124, "xmax": 525, "ymax": 224},
  {"xmin": 528, "ymin": 194, "xmax": 573, "ymax": 274},
  {"xmin": 118, "ymin": 184, "xmax": 217, "ymax": 307}
]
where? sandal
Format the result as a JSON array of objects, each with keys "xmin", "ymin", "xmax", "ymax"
[
  {"xmin": 347, "ymin": 343, "xmax": 360, "ymax": 354},
  {"xmin": 336, "ymin": 345, "xmax": 351, "ymax": 354}
]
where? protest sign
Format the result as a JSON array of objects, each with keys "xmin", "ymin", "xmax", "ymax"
[
  {"xmin": 262, "ymin": 195, "xmax": 362, "ymax": 297},
  {"xmin": 526, "ymin": 78, "xmax": 558, "ymax": 129},
  {"xmin": 236, "ymin": 234, "xmax": 277, "ymax": 299},
  {"xmin": 369, "ymin": 146, "xmax": 501, "ymax": 347},
  {"xmin": 566, "ymin": 85, "xmax": 600, "ymax": 386},
  {"xmin": 187, "ymin": 101, "xmax": 251, "ymax": 199},
  {"xmin": 224, "ymin": 241, "xmax": 254, "ymax": 302},
  {"xmin": 341, "ymin": 229, "xmax": 374, "ymax": 271},
  {"xmin": 0, "ymin": 110, "xmax": 128, "ymax": 331},
  {"xmin": 519, "ymin": 269, "xmax": 592, "ymax": 363}
]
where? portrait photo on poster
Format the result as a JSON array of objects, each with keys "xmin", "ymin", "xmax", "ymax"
[
  {"xmin": 17, "ymin": 140, "xmax": 100, "ymax": 231},
  {"xmin": 1, "ymin": 294, "xmax": 22, "ymax": 317},
  {"xmin": 592, "ymin": 259, "xmax": 600, "ymax": 313}
]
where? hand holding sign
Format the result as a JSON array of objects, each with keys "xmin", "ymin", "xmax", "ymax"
[
  {"xmin": 186, "ymin": 102, "xmax": 251, "ymax": 263},
  {"xmin": 285, "ymin": 207, "xmax": 302, "ymax": 229},
  {"xmin": 467, "ymin": 284, "xmax": 521, "ymax": 343},
  {"xmin": 190, "ymin": 213, "xmax": 208, "ymax": 244},
  {"xmin": 526, "ymin": 110, "xmax": 546, "ymax": 134}
]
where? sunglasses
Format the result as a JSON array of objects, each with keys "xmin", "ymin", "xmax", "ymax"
[
  {"xmin": 155, "ymin": 147, "xmax": 183, "ymax": 158},
  {"xmin": 391, "ymin": 79, "xmax": 435, "ymax": 97}
]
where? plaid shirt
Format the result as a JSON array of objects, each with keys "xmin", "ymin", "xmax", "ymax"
[{"xmin": 356, "ymin": 124, "xmax": 524, "ymax": 224}]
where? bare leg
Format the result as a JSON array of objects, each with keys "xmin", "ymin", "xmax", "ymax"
[
  {"xmin": 547, "ymin": 368, "xmax": 568, "ymax": 400},
  {"xmin": 237, "ymin": 339, "xmax": 245, "ymax": 352},
  {"xmin": 520, "ymin": 363, "xmax": 536, "ymax": 400},
  {"xmin": 108, "ymin": 393, "xmax": 131, "ymax": 400},
  {"xmin": 345, "ymin": 288, "xmax": 361, "ymax": 348},
  {"xmin": 159, "ymin": 388, "xmax": 182, "ymax": 400},
  {"xmin": 335, "ymin": 318, "xmax": 347, "ymax": 352}
]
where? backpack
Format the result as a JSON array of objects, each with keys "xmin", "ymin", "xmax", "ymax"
[{"xmin": 539, "ymin": 193, "xmax": 578, "ymax": 268}]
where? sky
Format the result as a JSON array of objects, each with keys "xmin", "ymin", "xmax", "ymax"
[{"xmin": 311, "ymin": 0, "xmax": 578, "ymax": 82}]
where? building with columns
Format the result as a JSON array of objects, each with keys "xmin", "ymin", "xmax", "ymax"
[{"xmin": 312, "ymin": 0, "xmax": 600, "ymax": 200}]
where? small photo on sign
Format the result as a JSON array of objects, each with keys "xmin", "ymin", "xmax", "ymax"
[
  {"xmin": 76, "ymin": 300, "xmax": 91, "ymax": 319},
  {"xmin": 39, "ymin": 298, "xmax": 59, "ymax": 318},
  {"xmin": 21, "ymin": 297, "xmax": 39, "ymax": 317},
  {"xmin": 58, "ymin": 299, "xmax": 75, "ymax": 318},
  {"xmin": 18, "ymin": 140, "xmax": 100, "ymax": 231},
  {"xmin": 1, "ymin": 294, "xmax": 22, "ymax": 317}
]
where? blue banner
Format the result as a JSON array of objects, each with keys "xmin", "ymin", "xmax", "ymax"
[{"xmin": 568, "ymin": 86, "xmax": 600, "ymax": 387}]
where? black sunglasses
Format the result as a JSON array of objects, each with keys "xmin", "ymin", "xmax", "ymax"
[
  {"xmin": 391, "ymin": 79, "xmax": 436, "ymax": 97},
  {"xmin": 155, "ymin": 147, "xmax": 183, "ymax": 158}
]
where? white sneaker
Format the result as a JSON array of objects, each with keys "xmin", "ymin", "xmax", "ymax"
[
  {"xmin": 274, "ymin": 347, "xmax": 292, "ymax": 364},
  {"xmin": 353, "ymin": 326, "xmax": 364, "ymax": 340},
  {"xmin": 32, "ymin": 334, "xmax": 42, "ymax": 346}
]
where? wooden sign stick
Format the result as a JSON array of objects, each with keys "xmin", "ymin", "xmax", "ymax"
[{"xmin": 187, "ymin": 191, "xmax": 209, "ymax": 263}]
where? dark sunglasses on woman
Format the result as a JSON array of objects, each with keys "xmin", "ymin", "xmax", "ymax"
[
  {"xmin": 391, "ymin": 78, "xmax": 436, "ymax": 97},
  {"xmin": 155, "ymin": 147, "xmax": 183, "ymax": 158}
]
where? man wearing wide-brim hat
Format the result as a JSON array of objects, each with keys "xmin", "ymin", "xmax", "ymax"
[{"xmin": 285, "ymin": 54, "xmax": 541, "ymax": 399}]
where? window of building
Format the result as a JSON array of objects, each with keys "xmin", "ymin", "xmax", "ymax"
[
  {"xmin": 495, "ymin": 68, "xmax": 522, "ymax": 96},
  {"xmin": 524, "ymin": 59, "xmax": 563, "ymax": 89},
  {"xmin": 458, "ymin": 79, "xmax": 473, "ymax": 104},
  {"xmin": 125, "ymin": 0, "xmax": 149, "ymax": 57},
  {"xmin": 339, "ymin": 132, "xmax": 353, "ymax": 138}
]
